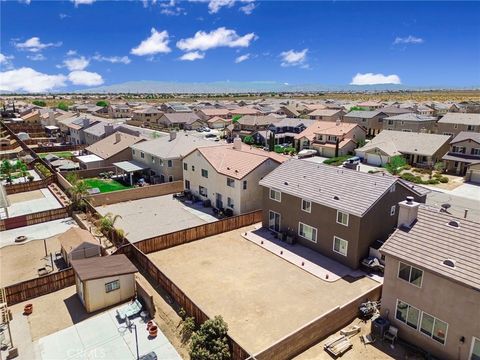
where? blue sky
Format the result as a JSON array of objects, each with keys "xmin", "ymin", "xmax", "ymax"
[{"xmin": 1, "ymin": 0, "xmax": 479, "ymax": 92}]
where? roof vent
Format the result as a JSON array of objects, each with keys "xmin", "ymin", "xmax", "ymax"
[
  {"xmin": 447, "ymin": 220, "xmax": 460, "ymax": 228},
  {"xmin": 442, "ymin": 259, "xmax": 456, "ymax": 268},
  {"xmin": 227, "ymin": 167, "xmax": 230, "ymax": 170},
  {"xmin": 284, "ymin": 181, "xmax": 289, "ymax": 186},
  {"xmin": 333, "ymin": 195, "xmax": 339, "ymax": 200}
]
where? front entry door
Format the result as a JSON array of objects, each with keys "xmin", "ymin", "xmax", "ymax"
[
  {"xmin": 269, "ymin": 211, "xmax": 281, "ymax": 232},
  {"xmin": 216, "ymin": 193, "xmax": 223, "ymax": 209}
]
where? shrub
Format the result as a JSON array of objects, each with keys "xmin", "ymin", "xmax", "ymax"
[
  {"xmin": 32, "ymin": 100, "xmax": 46, "ymax": 107},
  {"xmin": 440, "ymin": 176, "xmax": 449, "ymax": 183},
  {"xmin": 190, "ymin": 316, "xmax": 230, "ymax": 360},
  {"xmin": 34, "ymin": 163, "xmax": 52, "ymax": 178},
  {"xmin": 243, "ymin": 135, "xmax": 254, "ymax": 145},
  {"xmin": 27, "ymin": 175, "xmax": 35, "ymax": 182},
  {"xmin": 179, "ymin": 308, "xmax": 187, "ymax": 321},
  {"xmin": 403, "ymin": 164, "xmax": 412, "ymax": 170},
  {"xmin": 96, "ymin": 100, "xmax": 109, "ymax": 107},
  {"xmin": 427, "ymin": 179, "xmax": 439, "ymax": 185},
  {"xmin": 384, "ymin": 156, "xmax": 407, "ymax": 175},
  {"xmin": 57, "ymin": 102, "xmax": 69, "ymax": 111},
  {"xmin": 181, "ymin": 316, "xmax": 196, "ymax": 343},
  {"xmin": 323, "ymin": 155, "xmax": 350, "ymax": 166},
  {"xmin": 433, "ymin": 172, "xmax": 442, "ymax": 178}
]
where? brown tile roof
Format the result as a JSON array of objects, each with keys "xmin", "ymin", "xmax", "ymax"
[
  {"xmin": 72, "ymin": 254, "xmax": 138, "ymax": 282},
  {"xmin": 59, "ymin": 228, "xmax": 99, "ymax": 253},
  {"xmin": 380, "ymin": 205, "xmax": 480, "ymax": 290},
  {"xmin": 86, "ymin": 132, "xmax": 144, "ymax": 160},
  {"xmin": 207, "ymin": 116, "xmax": 230, "ymax": 124},
  {"xmin": 295, "ymin": 121, "xmax": 362, "ymax": 141},
  {"xmin": 308, "ymin": 109, "xmax": 343, "ymax": 117},
  {"xmin": 196, "ymin": 143, "xmax": 288, "ymax": 180}
]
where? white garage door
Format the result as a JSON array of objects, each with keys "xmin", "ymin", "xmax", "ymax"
[
  {"xmin": 470, "ymin": 170, "xmax": 480, "ymax": 184},
  {"xmin": 366, "ymin": 153, "xmax": 386, "ymax": 166}
]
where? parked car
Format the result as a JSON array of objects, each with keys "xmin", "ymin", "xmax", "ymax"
[
  {"xmin": 343, "ymin": 156, "xmax": 360, "ymax": 169},
  {"xmin": 297, "ymin": 149, "xmax": 317, "ymax": 158}
]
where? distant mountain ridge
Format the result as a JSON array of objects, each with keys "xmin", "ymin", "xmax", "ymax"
[{"xmin": 79, "ymin": 81, "xmax": 479, "ymax": 94}]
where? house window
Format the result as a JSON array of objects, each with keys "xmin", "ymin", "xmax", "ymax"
[
  {"xmin": 185, "ymin": 180, "xmax": 190, "ymax": 190},
  {"xmin": 471, "ymin": 148, "xmax": 480, "ymax": 156},
  {"xmin": 191, "ymin": 165, "xmax": 195, "ymax": 171},
  {"xmin": 336, "ymin": 211, "xmax": 349, "ymax": 226},
  {"xmin": 396, "ymin": 300, "xmax": 420, "ymax": 329},
  {"xmin": 390, "ymin": 205, "xmax": 396, "ymax": 216},
  {"xmin": 333, "ymin": 236, "xmax": 348, "ymax": 256},
  {"xmin": 243, "ymin": 180, "xmax": 247, "ymax": 190},
  {"xmin": 226, "ymin": 178, "xmax": 235, "ymax": 187},
  {"xmin": 301, "ymin": 199, "xmax": 311, "ymax": 213},
  {"xmin": 183, "ymin": 163, "xmax": 188, "ymax": 171},
  {"xmin": 270, "ymin": 189, "xmax": 281, "ymax": 202},
  {"xmin": 167, "ymin": 160, "xmax": 173, "ymax": 167},
  {"xmin": 105, "ymin": 280, "xmax": 120, "ymax": 293},
  {"xmin": 140, "ymin": 152, "xmax": 145, "ymax": 159},
  {"xmin": 269, "ymin": 211, "xmax": 281, "ymax": 232},
  {"xmin": 132, "ymin": 150, "xmax": 136, "ymax": 155},
  {"xmin": 467, "ymin": 125, "xmax": 475, "ymax": 131},
  {"xmin": 298, "ymin": 222, "xmax": 317, "ymax": 243},
  {"xmin": 420, "ymin": 312, "xmax": 448, "ymax": 345},
  {"xmin": 169, "ymin": 175, "xmax": 174, "ymax": 182},
  {"xmin": 388, "ymin": 120, "xmax": 394, "ymax": 125},
  {"xmin": 199, "ymin": 186, "xmax": 208, "ymax": 197},
  {"xmin": 201, "ymin": 169, "xmax": 208, "ymax": 178},
  {"xmin": 398, "ymin": 262, "xmax": 423, "ymax": 287},
  {"xmin": 227, "ymin": 197, "xmax": 234, "ymax": 208}
]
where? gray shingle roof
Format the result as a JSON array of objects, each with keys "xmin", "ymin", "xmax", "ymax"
[
  {"xmin": 380, "ymin": 205, "xmax": 480, "ymax": 290},
  {"xmin": 438, "ymin": 112, "xmax": 480, "ymax": 126},
  {"xmin": 344, "ymin": 110, "xmax": 384, "ymax": 119},
  {"xmin": 259, "ymin": 159, "xmax": 403, "ymax": 217},
  {"xmin": 450, "ymin": 131, "xmax": 480, "ymax": 145},
  {"xmin": 161, "ymin": 113, "xmax": 200, "ymax": 124},
  {"xmin": 384, "ymin": 113, "xmax": 437, "ymax": 122}
]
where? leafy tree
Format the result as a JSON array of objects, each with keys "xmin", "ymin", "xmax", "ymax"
[
  {"xmin": 434, "ymin": 162, "xmax": 445, "ymax": 173},
  {"xmin": 349, "ymin": 106, "xmax": 367, "ymax": 112},
  {"xmin": 57, "ymin": 102, "xmax": 69, "ymax": 111},
  {"xmin": 16, "ymin": 160, "xmax": 28, "ymax": 182},
  {"xmin": 32, "ymin": 100, "xmax": 46, "ymax": 107},
  {"xmin": 268, "ymin": 132, "xmax": 275, "ymax": 151},
  {"xmin": 66, "ymin": 173, "xmax": 90, "ymax": 211},
  {"xmin": 385, "ymin": 155, "xmax": 407, "ymax": 175},
  {"xmin": 1, "ymin": 160, "xmax": 13, "ymax": 183},
  {"xmin": 243, "ymin": 135, "xmax": 254, "ymax": 145},
  {"xmin": 190, "ymin": 316, "xmax": 230, "ymax": 360},
  {"xmin": 231, "ymin": 115, "xmax": 242, "ymax": 123},
  {"xmin": 334, "ymin": 138, "xmax": 340, "ymax": 158},
  {"xmin": 96, "ymin": 100, "xmax": 109, "ymax": 107}
]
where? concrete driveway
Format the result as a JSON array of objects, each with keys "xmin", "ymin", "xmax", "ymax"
[{"xmin": 448, "ymin": 182, "xmax": 480, "ymax": 199}]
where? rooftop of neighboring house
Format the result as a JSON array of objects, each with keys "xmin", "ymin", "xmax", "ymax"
[
  {"xmin": 161, "ymin": 112, "xmax": 200, "ymax": 124},
  {"xmin": 72, "ymin": 254, "xmax": 138, "ymax": 282},
  {"xmin": 133, "ymin": 106, "xmax": 163, "ymax": 114},
  {"xmin": 344, "ymin": 110, "xmax": 385, "ymax": 119},
  {"xmin": 83, "ymin": 120, "xmax": 118, "ymax": 137},
  {"xmin": 280, "ymin": 105, "xmax": 300, "ymax": 116},
  {"xmin": 437, "ymin": 112, "xmax": 480, "ymax": 126},
  {"xmin": 379, "ymin": 106, "xmax": 412, "ymax": 115},
  {"xmin": 207, "ymin": 116, "xmax": 230, "ymax": 123},
  {"xmin": 197, "ymin": 108, "xmax": 231, "ymax": 116},
  {"xmin": 272, "ymin": 117, "xmax": 316, "ymax": 128},
  {"xmin": 165, "ymin": 102, "xmax": 192, "ymax": 112},
  {"xmin": 357, "ymin": 130, "xmax": 451, "ymax": 157},
  {"xmin": 230, "ymin": 107, "xmax": 261, "ymax": 115},
  {"xmin": 308, "ymin": 109, "xmax": 344, "ymax": 117},
  {"xmin": 380, "ymin": 204, "xmax": 480, "ymax": 291},
  {"xmin": 295, "ymin": 120, "xmax": 364, "ymax": 141},
  {"xmin": 21, "ymin": 110, "xmax": 40, "ymax": 120},
  {"xmin": 59, "ymin": 227, "xmax": 98, "ymax": 253},
  {"xmin": 192, "ymin": 141, "xmax": 288, "ymax": 180},
  {"xmin": 86, "ymin": 131, "xmax": 144, "ymax": 160},
  {"xmin": 383, "ymin": 112, "xmax": 437, "ymax": 122},
  {"xmin": 235, "ymin": 114, "xmax": 280, "ymax": 126},
  {"xmin": 131, "ymin": 131, "xmax": 217, "ymax": 159},
  {"xmin": 259, "ymin": 159, "xmax": 420, "ymax": 216},
  {"xmin": 303, "ymin": 104, "xmax": 328, "ymax": 111},
  {"xmin": 450, "ymin": 131, "xmax": 480, "ymax": 145},
  {"xmin": 357, "ymin": 101, "xmax": 382, "ymax": 107}
]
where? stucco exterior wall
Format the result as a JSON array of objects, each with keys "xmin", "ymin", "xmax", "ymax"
[{"xmin": 82, "ymin": 274, "xmax": 136, "ymax": 313}]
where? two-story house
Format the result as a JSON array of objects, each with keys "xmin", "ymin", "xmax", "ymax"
[
  {"xmin": 436, "ymin": 113, "xmax": 480, "ymax": 137},
  {"xmin": 380, "ymin": 199, "xmax": 480, "ymax": 360},
  {"xmin": 442, "ymin": 132, "xmax": 480, "ymax": 177},
  {"xmin": 258, "ymin": 159, "xmax": 426, "ymax": 269},
  {"xmin": 66, "ymin": 117, "xmax": 101, "ymax": 145},
  {"xmin": 131, "ymin": 107, "xmax": 164, "ymax": 126},
  {"xmin": 157, "ymin": 113, "xmax": 204, "ymax": 130},
  {"xmin": 130, "ymin": 131, "xmax": 218, "ymax": 184},
  {"xmin": 108, "ymin": 104, "xmax": 132, "ymax": 119},
  {"xmin": 182, "ymin": 138, "xmax": 287, "ymax": 215},
  {"xmin": 308, "ymin": 109, "xmax": 345, "ymax": 121},
  {"xmin": 252, "ymin": 118, "xmax": 316, "ymax": 146},
  {"xmin": 343, "ymin": 110, "xmax": 387, "ymax": 136},
  {"xmin": 382, "ymin": 113, "xmax": 438, "ymax": 133},
  {"xmin": 225, "ymin": 115, "xmax": 280, "ymax": 140},
  {"xmin": 295, "ymin": 120, "xmax": 366, "ymax": 157}
]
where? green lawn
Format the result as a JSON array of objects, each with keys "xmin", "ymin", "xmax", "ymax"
[
  {"xmin": 83, "ymin": 178, "xmax": 132, "ymax": 193},
  {"xmin": 38, "ymin": 151, "xmax": 74, "ymax": 159}
]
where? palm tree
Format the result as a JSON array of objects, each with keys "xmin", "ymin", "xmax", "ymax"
[
  {"xmin": 96, "ymin": 213, "xmax": 125, "ymax": 245},
  {"xmin": 66, "ymin": 173, "xmax": 90, "ymax": 211}
]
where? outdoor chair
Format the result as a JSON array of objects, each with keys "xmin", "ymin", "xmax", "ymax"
[
  {"xmin": 383, "ymin": 325, "xmax": 398, "ymax": 345},
  {"xmin": 116, "ymin": 299, "xmax": 143, "ymax": 321}
]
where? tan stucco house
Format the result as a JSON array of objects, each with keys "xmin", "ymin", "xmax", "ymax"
[
  {"xmin": 59, "ymin": 227, "xmax": 102, "ymax": 266},
  {"xmin": 442, "ymin": 132, "xmax": 480, "ymax": 177},
  {"xmin": 380, "ymin": 200, "xmax": 480, "ymax": 360},
  {"xmin": 72, "ymin": 254, "xmax": 138, "ymax": 313}
]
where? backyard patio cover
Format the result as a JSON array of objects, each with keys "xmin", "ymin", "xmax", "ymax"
[{"xmin": 113, "ymin": 160, "xmax": 149, "ymax": 173}]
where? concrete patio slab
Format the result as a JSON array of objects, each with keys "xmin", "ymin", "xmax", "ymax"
[{"xmin": 6, "ymin": 188, "xmax": 62, "ymax": 217}]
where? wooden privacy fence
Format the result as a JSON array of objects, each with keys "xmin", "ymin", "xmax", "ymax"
[
  {"xmin": 4, "ymin": 176, "xmax": 54, "ymax": 194},
  {"xmin": 118, "ymin": 243, "xmax": 251, "ymax": 360},
  {"xmin": 136, "ymin": 209, "xmax": 263, "ymax": 254},
  {"xmin": 4, "ymin": 268, "xmax": 75, "ymax": 305},
  {"xmin": 249, "ymin": 284, "xmax": 383, "ymax": 360},
  {"xmin": 0, "ymin": 207, "xmax": 69, "ymax": 231}
]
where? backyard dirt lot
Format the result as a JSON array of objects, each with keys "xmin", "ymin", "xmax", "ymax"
[
  {"xmin": 148, "ymin": 226, "xmax": 378, "ymax": 355},
  {"xmin": 95, "ymin": 195, "xmax": 217, "ymax": 243},
  {"xmin": 0, "ymin": 236, "xmax": 61, "ymax": 287}
]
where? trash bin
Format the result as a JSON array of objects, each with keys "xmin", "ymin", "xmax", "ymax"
[{"xmin": 372, "ymin": 317, "xmax": 390, "ymax": 338}]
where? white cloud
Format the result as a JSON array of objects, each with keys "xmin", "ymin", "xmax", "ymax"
[
  {"xmin": 235, "ymin": 53, "xmax": 250, "ymax": 63},
  {"xmin": 14, "ymin": 37, "xmax": 62, "ymax": 52},
  {"xmin": 131, "ymin": 28, "xmax": 171, "ymax": 56},
  {"xmin": 18, "ymin": 0, "xmax": 31, "ymax": 4},
  {"xmin": 93, "ymin": 54, "xmax": 131, "ymax": 64},
  {"xmin": 59, "ymin": 13, "xmax": 70, "ymax": 19},
  {"xmin": 71, "ymin": 0, "xmax": 95, "ymax": 6},
  {"xmin": 179, "ymin": 51, "xmax": 205, "ymax": 61},
  {"xmin": 66, "ymin": 50, "xmax": 77, "ymax": 56},
  {"xmin": 350, "ymin": 73, "xmax": 401, "ymax": 85},
  {"xmin": 393, "ymin": 35, "xmax": 424, "ymax": 45},
  {"xmin": 159, "ymin": 0, "xmax": 186, "ymax": 15},
  {"xmin": 177, "ymin": 27, "xmax": 256, "ymax": 53},
  {"xmin": 239, "ymin": 1, "xmax": 255, "ymax": 14},
  {"xmin": 63, "ymin": 56, "xmax": 90, "ymax": 71},
  {"xmin": 0, "ymin": 53, "xmax": 14, "ymax": 68},
  {"xmin": 68, "ymin": 70, "xmax": 104, "ymax": 86},
  {"xmin": 27, "ymin": 53, "xmax": 46, "ymax": 61},
  {"xmin": 280, "ymin": 48, "xmax": 308, "ymax": 67},
  {"xmin": 0, "ymin": 67, "xmax": 67, "ymax": 92}
]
